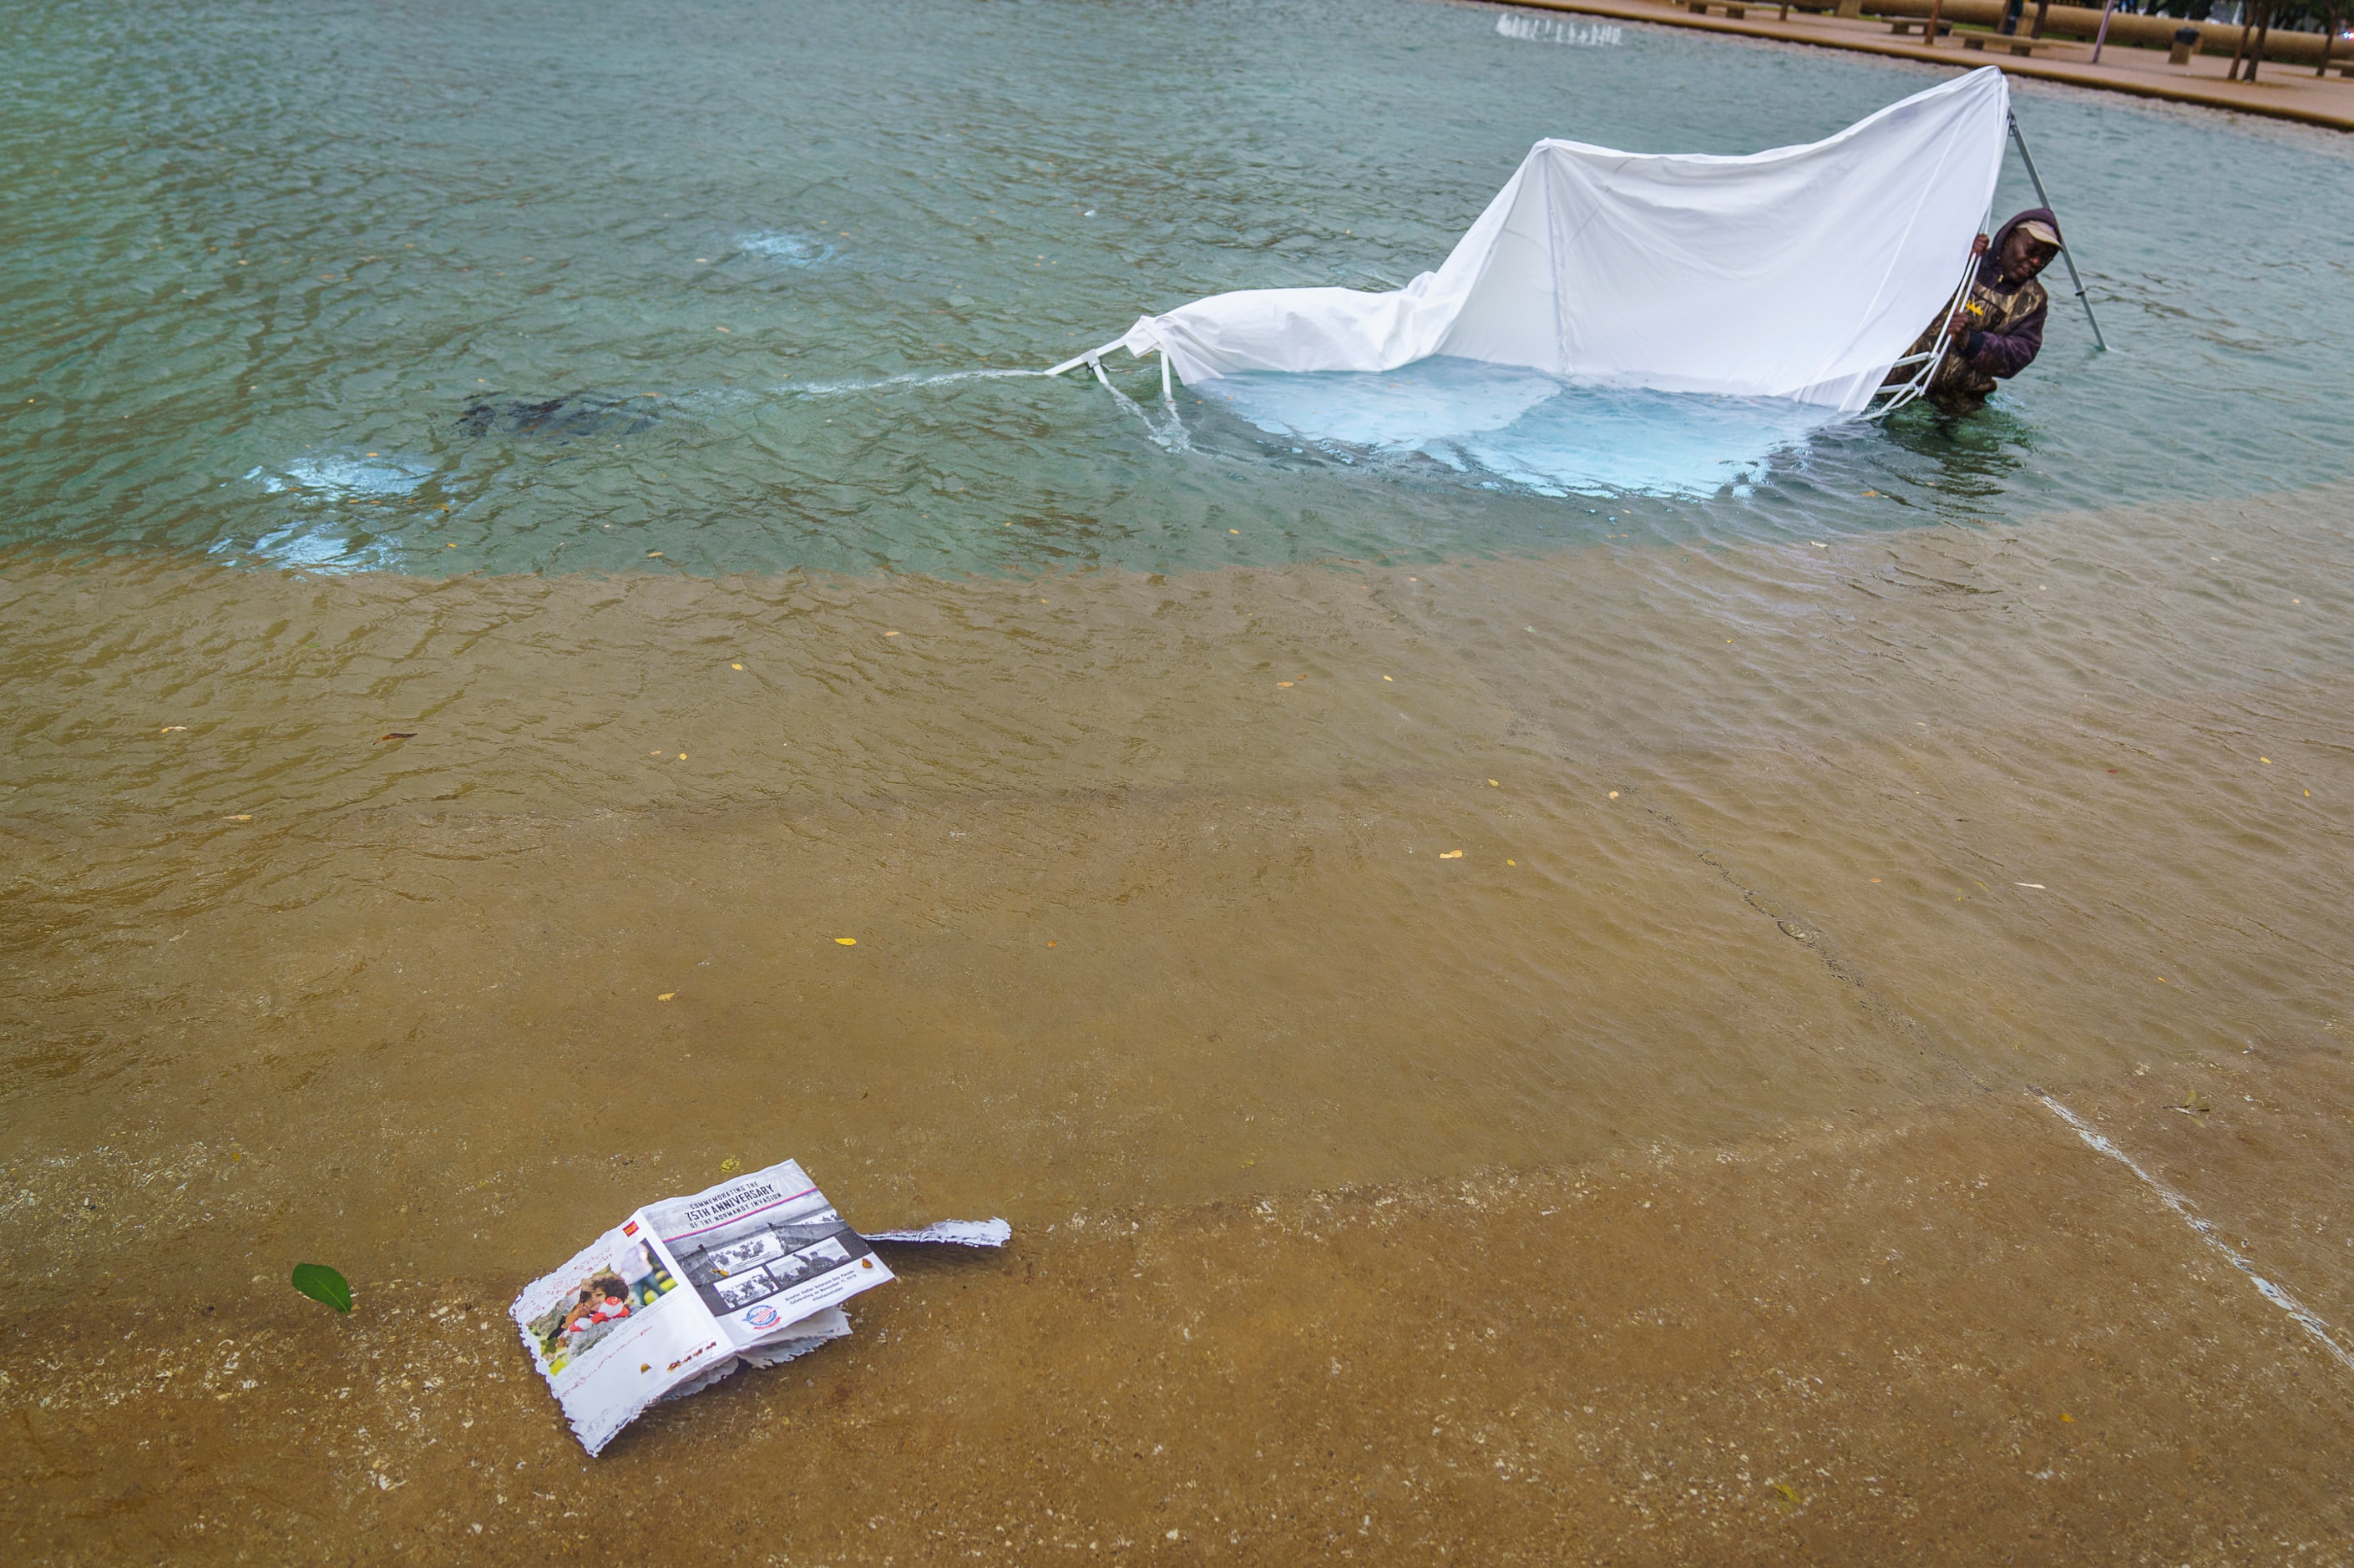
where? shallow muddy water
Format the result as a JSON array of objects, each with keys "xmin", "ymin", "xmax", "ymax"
[{"xmin": 5, "ymin": 0, "xmax": 2354, "ymax": 1545}]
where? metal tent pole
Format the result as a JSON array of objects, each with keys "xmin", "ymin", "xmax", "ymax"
[{"xmin": 2007, "ymin": 111, "xmax": 2108, "ymax": 352}]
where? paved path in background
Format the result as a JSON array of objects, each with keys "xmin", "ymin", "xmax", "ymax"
[{"xmin": 1489, "ymin": 0, "xmax": 2354, "ymax": 130}]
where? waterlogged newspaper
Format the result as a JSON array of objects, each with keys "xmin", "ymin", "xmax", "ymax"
[{"xmin": 513, "ymin": 1158, "xmax": 1005, "ymax": 1455}]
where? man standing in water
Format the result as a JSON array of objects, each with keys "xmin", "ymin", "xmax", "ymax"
[{"xmin": 1897, "ymin": 208, "xmax": 2064, "ymax": 413}]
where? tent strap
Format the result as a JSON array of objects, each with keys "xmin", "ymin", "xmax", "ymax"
[
  {"xmin": 1046, "ymin": 336, "xmax": 1128, "ymax": 377},
  {"xmin": 1866, "ymin": 241, "xmax": 1983, "ymax": 419}
]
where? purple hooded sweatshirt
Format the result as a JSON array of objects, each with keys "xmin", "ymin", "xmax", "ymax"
[{"xmin": 1955, "ymin": 207, "xmax": 2060, "ymax": 380}]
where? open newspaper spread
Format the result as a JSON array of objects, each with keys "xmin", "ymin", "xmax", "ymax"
[{"xmin": 512, "ymin": 1158, "xmax": 1004, "ymax": 1455}]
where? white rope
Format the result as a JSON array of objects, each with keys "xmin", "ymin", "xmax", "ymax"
[
  {"xmin": 1865, "ymin": 235, "xmax": 1987, "ymax": 420},
  {"xmin": 2037, "ymin": 1093, "xmax": 2354, "ymax": 1376},
  {"xmin": 1085, "ymin": 352, "xmax": 1192, "ymax": 453}
]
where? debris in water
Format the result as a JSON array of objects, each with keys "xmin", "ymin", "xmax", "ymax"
[
  {"xmin": 292, "ymin": 1262, "xmax": 354, "ymax": 1314},
  {"xmin": 512, "ymin": 1156, "xmax": 1008, "ymax": 1455}
]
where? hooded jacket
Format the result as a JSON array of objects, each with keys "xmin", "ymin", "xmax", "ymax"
[
  {"xmin": 1896, "ymin": 208, "xmax": 2058, "ymax": 407},
  {"xmin": 1952, "ymin": 207, "xmax": 2058, "ymax": 381}
]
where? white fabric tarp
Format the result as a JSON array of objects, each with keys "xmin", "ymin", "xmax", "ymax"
[{"xmin": 1113, "ymin": 68, "xmax": 2009, "ymax": 414}]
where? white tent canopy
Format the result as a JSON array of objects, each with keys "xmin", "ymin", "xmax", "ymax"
[{"xmin": 1087, "ymin": 68, "xmax": 2011, "ymax": 415}]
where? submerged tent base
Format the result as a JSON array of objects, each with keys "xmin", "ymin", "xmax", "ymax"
[{"xmin": 1192, "ymin": 358, "xmax": 1850, "ymax": 499}]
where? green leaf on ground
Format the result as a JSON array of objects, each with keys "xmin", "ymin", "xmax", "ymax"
[{"xmin": 291, "ymin": 1262, "xmax": 353, "ymax": 1314}]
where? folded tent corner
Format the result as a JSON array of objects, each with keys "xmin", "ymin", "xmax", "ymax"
[{"xmin": 1090, "ymin": 67, "xmax": 2012, "ymax": 417}]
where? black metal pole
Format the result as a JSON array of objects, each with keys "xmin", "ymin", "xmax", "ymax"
[{"xmin": 2007, "ymin": 111, "xmax": 2108, "ymax": 352}]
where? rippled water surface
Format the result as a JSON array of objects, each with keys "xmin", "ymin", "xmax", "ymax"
[
  {"xmin": 5, "ymin": 0, "xmax": 2353, "ymax": 1355},
  {"xmin": 8, "ymin": 0, "xmax": 2354, "ymax": 573}
]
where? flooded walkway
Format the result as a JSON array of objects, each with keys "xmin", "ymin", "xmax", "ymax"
[
  {"xmin": 5, "ymin": 0, "xmax": 2351, "ymax": 1555},
  {"xmin": 1486, "ymin": 0, "xmax": 2354, "ymax": 131}
]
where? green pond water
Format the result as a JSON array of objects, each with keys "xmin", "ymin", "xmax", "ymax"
[{"xmin": 6, "ymin": 0, "xmax": 2352, "ymax": 577}]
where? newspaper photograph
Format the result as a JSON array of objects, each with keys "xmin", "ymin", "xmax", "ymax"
[
  {"xmin": 641, "ymin": 1160, "xmax": 893, "ymax": 1348},
  {"xmin": 510, "ymin": 1222, "xmax": 731, "ymax": 1456}
]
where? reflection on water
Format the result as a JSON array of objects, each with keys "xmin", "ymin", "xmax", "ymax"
[
  {"xmin": 249, "ymin": 454, "xmax": 435, "ymax": 498},
  {"xmin": 1874, "ymin": 398, "xmax": 2038, "ymax": 500},
  {"xmin": 738, "ymin": 230, "xmax": 839, "ymax": 267},
  {"xmin": 456, "ymin": 393, "xmax": 662, "ymax": 442},
  {"xmin": 1198, "ymin": 358, "xmax": 1838, "ymax": 498}
]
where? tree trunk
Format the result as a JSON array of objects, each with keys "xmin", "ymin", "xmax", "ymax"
[
  {"xmin": 2245, "ymin": 3, "xmax": 2270, "ymax": 79},
  {"xmin": 2031, "ymin": 0, "xmax": 2052, "ymax": 37},
  {"xmin": 2226, "ymin": 3, "xmax": 2258, "ymax": 76}
]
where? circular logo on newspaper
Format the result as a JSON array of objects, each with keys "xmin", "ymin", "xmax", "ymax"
[{"xmin": 742, "ymin": 1304, "xmax": 782, "ymax": 1329}]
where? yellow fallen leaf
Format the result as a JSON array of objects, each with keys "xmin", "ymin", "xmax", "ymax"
[
  {"xmin": 225, "ymin": 814, "xmax": 252, "ymax": 822},
  {"xmin": 161, "ymin": 725, "xmax": 187, "ymax": 732},
  {"xmin": 731, "ymin": 663, "xmax": 743, "ymax": 670},
  {"xmin": 2060, "ymin": 1413, "xmax": 2073, "ymax": 1422},
  {"xmin": 2260, "ymin": 756, "xmax": 2270, "ymax": 764},
  {"xmin": 884, "ymin": 630, "xmax": 900, "ymax": 637},
  {"xmin": 1506, "ymin": 858, "xmax": 1516, "ymax": 866},
  {"xmin": 1276, "ymin": 681, "xmax": 1293, "ymax": 688},
  {"xmin": 677, "ymin": 753, "xmax": 686, "ymax": 760},
  {"xmin": 647, "ymin": 550, "xmax": 663, "ymax": 558},
  {"xmin": 720, "ymin": 1156, "xmax": 741, "ymax": 1174},
  {"xmin": 1607, "ymin": 791, "xmax": 1619, "ymax": 799},
  {"xmin": 657, "ymin": 992, "xmax": 676, "ymax": 1001},
  {"xmin": 835, "ymin": 937, "xmax": 857, "ymax": 946},
  {"xmin": 1382, "ymin": 675, "xmax": 1393, "ymax": 681},
  {"xmin": 1487, "ymin": 779, "xmax": 1499, "ymax": 787},
  {"xmin": 1440, "ymin": 850, "xmax": 1463, "ymax": 859}
]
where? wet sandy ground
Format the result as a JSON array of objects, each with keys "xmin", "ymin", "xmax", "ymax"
[
  {"xmin": 9, "ymin": 1060, "xmax": 2352, "ymax": 1564},
  {"xmin": 5, "ymin": 483, "xmax": 2351, "ymax": 1559}
]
